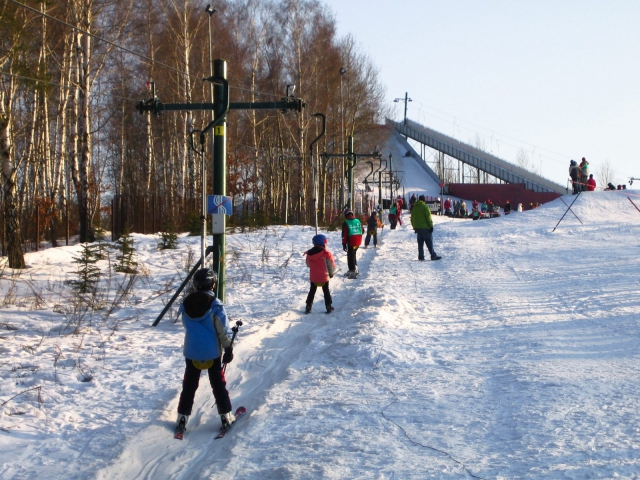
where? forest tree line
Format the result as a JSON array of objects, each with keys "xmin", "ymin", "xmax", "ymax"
[{"xmin": 0, "ymin": 0, "xmax": 389, "ymax": 268}]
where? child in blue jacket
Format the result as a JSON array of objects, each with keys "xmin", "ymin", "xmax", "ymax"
[{"xmin": 175, "ymin": 268, "xmax": 235, "ymax": 436}]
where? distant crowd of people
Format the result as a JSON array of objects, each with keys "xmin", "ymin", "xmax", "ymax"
[
  {"xmin": 569, "ymin": 157, "xmax": 628, "ymax": 194},
  {"xmin": 569, "ymin": 157, "xmax": 596, "ymax": 193}
]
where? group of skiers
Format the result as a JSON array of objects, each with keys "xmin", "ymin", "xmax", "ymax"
[
  {"xmin": 468, "ymin": 199, "xmax": 501, "ymax": 219},
  {"xmin": 569, "ymin": 157, "xmax": 596, "ymax": 194},
  {"xmin": 174, "ymin": 153, "xmax": 613, "ymax": 438},
  {"xmin": 443, "ymin": 197, "xmax": 470, "ymax": 218},
  {"xmin": 174, "ymin": 195, "xmax": 441, "ymax": 438}
]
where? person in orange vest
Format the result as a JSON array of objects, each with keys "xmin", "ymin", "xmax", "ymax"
[{"xmin": 342, "ymin": 209, "xmax": 364, "ymax": 278}]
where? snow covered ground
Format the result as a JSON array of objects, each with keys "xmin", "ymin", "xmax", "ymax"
[{"xmin": 1, "ymin": 187, "xmax": 639, "ymax": 480}]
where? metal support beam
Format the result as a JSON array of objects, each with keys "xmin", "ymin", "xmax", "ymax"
[
  {"xmin": 212, "ymin": 59, "xmax": 228, "ymax": 301},
  {"xmin": 138, "ymin": 60, "xmax": 306, "ymax": 311},
  {"xmin": 320, "ymin": 137, "xmax": 380, "ymax": 212}
]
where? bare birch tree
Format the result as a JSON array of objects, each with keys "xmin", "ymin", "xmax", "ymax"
[{"xmin": 1, "ymin": 89, "xmax": 25, "ymax": 268}]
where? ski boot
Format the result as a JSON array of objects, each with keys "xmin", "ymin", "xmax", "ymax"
[
  {"xmin": 220, "ymin": 411, "xmax": 236, "ymax": 430},
  {"xmin": 175, "ymin": 414, "xmax": 189, "ymax": 439},
  {"xmin": 326, "ymin": 304, "xmax": 334, "ymax": 314},
  {"xmin": 305, "ymin": 303, "xmax": 312, "ymax": 314}
]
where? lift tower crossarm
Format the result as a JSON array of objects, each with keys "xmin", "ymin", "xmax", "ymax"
[
  {"xmin": 321, "ymin": 142, "xmax": 381, "ymax": 211},
  {"xmin": 143, "ymin": 69, "xmax": 306, "ymax": 325}
]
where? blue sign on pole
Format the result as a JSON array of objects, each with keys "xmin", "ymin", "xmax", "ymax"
[{"xmin": 207, "ymin": 195, "xmax": 233, "ymax": 215}]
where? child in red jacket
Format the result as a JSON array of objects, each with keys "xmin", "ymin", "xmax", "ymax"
[{"xmin": 304, "ymin": 234, "xmax": 337, "ymax": 314}]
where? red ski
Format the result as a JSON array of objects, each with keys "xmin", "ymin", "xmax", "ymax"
[{"xmin": 215, "ymin": 406, "xmax": 247, "ymax": 439}]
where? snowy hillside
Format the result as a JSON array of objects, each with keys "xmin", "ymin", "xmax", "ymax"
[{"xmin": 1, "ymin": 190, "xmax": 640, "ymax": 479}]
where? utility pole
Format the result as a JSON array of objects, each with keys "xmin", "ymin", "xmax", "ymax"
[
  {"xmin": 203, "ymin": 4, "xmax": 215, "ymax": 267},
  {"xmin": 339, "ymin": 67, "xmax": 347, "ymax": 211},
  {"xmin": 212, "ymin": 59, "xmax": 227, "ymax": 300},
  {"xmin": 394, "ymin": 92, "xmax": 412, "ymax": 126},
  {"xmin": 309, "ymin": 113, "xmax": 326, "ymax": 234}
]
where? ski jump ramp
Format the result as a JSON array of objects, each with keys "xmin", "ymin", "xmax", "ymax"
[{"xmin": 391, "ymin": 119, "xmax": 567, "ymax": 195}]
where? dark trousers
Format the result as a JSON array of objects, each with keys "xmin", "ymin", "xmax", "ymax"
[
  {"xmin": 389, "ymin": 214, "xmax": 397, "ymax": 229},
  {"xmin": 347, "ymin": 245, "xmax": 358, "ymax": 271},
  {"xmin": 572, "ymin": 180, "xmax": 580, "ymax": 194},
  {"xmin": 306, "ymin": 281, "xmax": 332, "ymax": 307},
  {"xmin": 364, "ymin": 229, "xmax": 377, "ymax": 246},
  {"xmin": 415, "ymin": 228, "xmax": 436, "ymax": 260},
  {"xmin": 177, "ymin": 358, "xmax": 232, "ymax": 416}
]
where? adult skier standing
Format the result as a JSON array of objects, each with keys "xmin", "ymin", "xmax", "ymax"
[
  {"xmin": 569, "ymin": 160, "xmax": 581, "ymax": 194},
  {"xmin": 411, "ymin": 195, "xmax": 441, "ymax": 261},
  {"xmin": 175, "ymin": 268, "xmax": 236, "ymax": 438},
  {"xmin": 342, "ymin": 209, "xmax": 364, "ymax": 278}
]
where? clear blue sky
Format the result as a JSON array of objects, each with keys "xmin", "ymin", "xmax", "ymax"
[{"xmin": 322, "ymin": 0, "xmax": 640, "ymax": 187}]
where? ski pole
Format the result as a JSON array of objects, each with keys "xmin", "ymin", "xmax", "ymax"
[{"xmin": 223, "ymin": 320, "xmax": 243, "ymax": 373}]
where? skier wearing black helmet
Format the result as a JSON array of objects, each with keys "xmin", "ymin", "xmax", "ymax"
[
  {"xmin": 341, "ymin": 209, "xmax": 363, "ymax": 278},
  {"xmin": 175, "ymin": 268, "xmax": 236, "ymax": 438},
  {"xmin": 364, "ymin": 210, "xmax": 383, "ymax": 248}
]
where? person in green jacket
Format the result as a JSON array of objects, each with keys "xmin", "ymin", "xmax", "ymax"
[{"xmin": 410, "ymin": 195, "xmax": 441, "ymax": 261}]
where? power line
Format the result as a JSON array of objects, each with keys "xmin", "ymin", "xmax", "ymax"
[
  {"xmin": 0, "ymin": 70, "xmax": 139, "ymax": 103},
  {"xmin": 6, "ymin": 0, "xmax": 198, "ymax": 82},
  {"xmin": 406, "ymin": 99, "xmax": 573, "ymax": 162},
  {"xmin": 406, "ymin": 103, "xmax": 636, "ymax": 181},
  {"xmin": 7, "ymin": 0, "xmax": 285, "ymax": 103}
]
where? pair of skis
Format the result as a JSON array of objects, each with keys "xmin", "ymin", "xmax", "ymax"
[{"xmin": 174, "ymin": 406, "xmax": 247, "ymax": 440}]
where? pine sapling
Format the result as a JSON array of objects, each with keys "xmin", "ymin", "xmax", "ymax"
[
  {"xmin": 186, "ymin": 212, "xmax": 201, "ymax": 236},
  {"xmin": 158, "ymin": 219, "xmax": 179, "ymax": 250},
  {"xmin": 93, "ymin": 227, "xmax": 108, "ymax": 259},
  {"xmin": 114, "ymin": 227, "xmax": 138, "ymax": 274},
  {"xmin": 66, "ymin": 243, "xmax": 101, "ymax": 294}
]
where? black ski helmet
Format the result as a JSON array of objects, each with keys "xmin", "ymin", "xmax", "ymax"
[{"xmin": 193, "ymin": 268, "xmax": 217, "ymax": 290}]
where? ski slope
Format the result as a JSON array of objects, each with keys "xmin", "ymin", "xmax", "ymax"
[{"xmin": 1, "ymin": 190, "xmax": 640, "ymax": 479}]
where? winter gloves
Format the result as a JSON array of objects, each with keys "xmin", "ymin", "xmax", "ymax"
[
  {"xmin": 343, "ymin": 243, "xmax": 348, "ymax": 252},
  {"xmin": 222, "ymin": 347, "xmax": 234, "ymax": 364}
]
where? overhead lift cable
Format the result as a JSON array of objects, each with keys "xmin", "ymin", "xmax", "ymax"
[{"xmin": 6, "ymin": 0, "xmax": 287, "ymax": 103}]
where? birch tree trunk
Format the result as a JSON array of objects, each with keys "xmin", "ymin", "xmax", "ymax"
[
  {"xmin": 78, "ymin": 20, "xmax": 93, "ymax": 242},
  {"xmin": 48, "ymin": 31, "xmax": 74, "ymax": 248},
  {"xmin": 69, "ymin": 1, "xmax": 93, "ymax": 243},
  {"xmin": 1, "ymin": 90, "xmax": 26, "ymax": 268}
]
